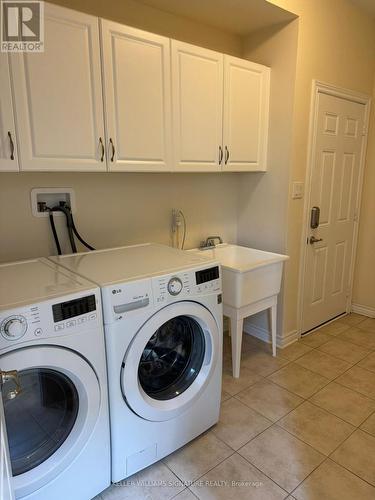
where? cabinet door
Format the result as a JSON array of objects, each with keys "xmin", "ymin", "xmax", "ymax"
[
  {"xmin": 0, "ymin": 54, "xmax": 18, "ymax": 172},
  {"xmin": 10, "ymin": 4, "xmax": 106, "ymax": 171},
  {"xmin": 223, "ymin": 56, "xmax": 270, "ymax": 172},
  {"xmin": 101, "ymin": 21, "xmax": 172, "ymax": 172},
  {"xmin": 171, "ymin": 41, "xmax": 223, "ymax": 171}
]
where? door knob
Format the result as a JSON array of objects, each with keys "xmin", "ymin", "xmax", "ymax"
[{"xmin": 309, "ymin": 236, "xmax": 323, "ymax": 244}]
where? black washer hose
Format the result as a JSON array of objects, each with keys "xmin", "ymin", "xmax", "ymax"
[
  {"xmin": 47, "ymin": 204, "xmax": 95, "ymax": 254},
  {"xmin": 47, "ymin": 209, "xmax": 62, "ymax": 255},
  {"xmin": 70, "ymin": 215, "xmax": 95, "ymax": 251},
  {"xmin": 51, "ymin": 206, "xmax": 77, "ymax": 253}
]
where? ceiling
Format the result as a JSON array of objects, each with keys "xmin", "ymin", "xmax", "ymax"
[
  {"xmin": 350, "ymin": 0, "xmax": 375, "ymax": 18},
  {"xmin": 136, "ymin": 0, "xmax": 297, "ymax": 36}
]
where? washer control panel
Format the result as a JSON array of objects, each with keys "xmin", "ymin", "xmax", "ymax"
[
  {"xmin": 153, "ymin": 265, "xmax": 221, "ymax": 305},
  {"xmin": 0, "ymin": 289, "xmax": 101, "ymax": 350},
  {"xmin": 102, "ymin": 264, "xmax": 221, "ymax": 323},
  {"xmin": 167, "ymin": 277, "xmax": 183, "ymax": 296}
]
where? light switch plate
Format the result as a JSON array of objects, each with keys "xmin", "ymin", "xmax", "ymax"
[{"xmin": 292, "ymin": 182, "xmax": 304, "ymax": 199}]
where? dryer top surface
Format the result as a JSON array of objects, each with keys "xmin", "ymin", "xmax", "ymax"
[
  {"xmin": 0, "ymin": 258, "xmax": 97, "ymax": 311},
  {"xmin": 49, "ymin": 243, "xmax": 216, "ymax": 286}
]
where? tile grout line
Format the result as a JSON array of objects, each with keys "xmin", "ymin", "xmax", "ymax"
[
  {"xmin": 169, "ymin": 317, "xmax": 375, "ymax": 499},
  {"xmin": 306, "ymin": 396, "xmax": 375, "ymax": 428},
  {"xmin": 221, "ymin": 318, "xmax": 375, "ymax": 496}
]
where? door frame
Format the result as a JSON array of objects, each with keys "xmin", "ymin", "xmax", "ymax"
[{"xmin": 297, "ymin": 80, "xmax": 371, "ymax": 337}]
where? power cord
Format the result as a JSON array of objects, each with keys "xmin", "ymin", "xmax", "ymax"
[{"xmin": 179, "ymin": 210, "xmax": 187, "ymax": 250}]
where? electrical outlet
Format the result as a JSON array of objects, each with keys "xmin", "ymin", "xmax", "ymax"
[
  {"xmin": 171, "ymin": 208, "xmax": 181, "ymax": 233},
  {"xmin": 31, "ymin": 188, "xmax": 76, "ymax": 217}
]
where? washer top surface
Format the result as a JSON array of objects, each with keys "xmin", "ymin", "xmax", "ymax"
[
  {"xmin": 0, "ymin": 257, "xmax": 96, "ymax": 311},
  {"xmin": 50, "ymin": 243, "xmax": 216, "ymax": 286}
]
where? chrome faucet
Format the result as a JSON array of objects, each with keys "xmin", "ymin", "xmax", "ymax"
[{"xmin": 199, "ymin": 236, "xmax": 223, "ymax": 250}]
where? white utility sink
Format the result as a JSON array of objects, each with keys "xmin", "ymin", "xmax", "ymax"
[
  {"xmin": 188, "ymin": 243, "xmax": 289, "ymax": 378},
  {"xmin": 189, "ymin": 244, "xmax": 289, "ymax": 308}
]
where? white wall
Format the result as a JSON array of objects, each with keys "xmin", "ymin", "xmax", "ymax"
[
  {"xmin": 269, "ymin": 0, "xmax": 375, "ymax": 336},
  {"xmin": 237, "ymin": 20, "xmax": 299, "ymax": 344},
  {"xmin": 0, "ymin": 173, "xmax": 240, "ymax": 262},
  {"xmin": 0, "ymin": 0, "xmax": 244, "ymax": 264}
]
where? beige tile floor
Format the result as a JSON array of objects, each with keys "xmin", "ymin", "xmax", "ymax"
[{"xmin": 96, "ymin": 313, "xmax": 375, "ymax": 499}]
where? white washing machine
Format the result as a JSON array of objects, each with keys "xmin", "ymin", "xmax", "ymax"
[
  {"xmin": 50, "ymin": 243, "xmax": 223, "ymax": 482},
  {"xmin": 0, "ymin": 258, "xmax": 110, "ymax": 500}
]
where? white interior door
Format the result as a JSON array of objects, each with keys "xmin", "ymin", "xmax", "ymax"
[
  {"xmin": 171, "ymin": 41, "xmax": 223, "ymax": 171},
  {"xmin": 0, "ymin": 54, "xmax": 18, "ymax": 172},
  {"xmin": 101, "ymin": 21, "xmax": 172, "ymax": 171},
  {"xmin": 0, "ymin": 372, "xmax": 15, "ymax": 500},
  {"xmin": 302, "ymin": 91, "xmax": 367, "ymax": 333},
  {"xmin": 10, "ymin": 3, "xmax": 106, "ymax": 171},
  {"xmin": 223, "ymin": 56, "xmax": 270, "ymax": 172}
]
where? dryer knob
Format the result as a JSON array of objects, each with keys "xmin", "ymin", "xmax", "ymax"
[
  {"xmin": 167, "ymin": 277, "xmax": 183, "ymax": 296},
  {"xmin": 2, "ymin": 316, "xmax": 27, "ymax": 340}
]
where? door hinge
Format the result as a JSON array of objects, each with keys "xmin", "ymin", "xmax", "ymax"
[{"xmin": 353, "ymin": 210, "xmax": 359, "ymax": 222}]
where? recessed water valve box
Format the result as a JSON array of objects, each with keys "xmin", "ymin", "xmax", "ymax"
[{"xmin": 31, "ymin": 188, "xmax": 76, "ymax": 217}]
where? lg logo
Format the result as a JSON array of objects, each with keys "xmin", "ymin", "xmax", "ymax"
[
  {"xmin": 112, "ymin": 289, "xmax": 122, "ymax": 295},
  {"xmin": 1, "ymin": 1, "xmax": 44, "ymax": 52}
]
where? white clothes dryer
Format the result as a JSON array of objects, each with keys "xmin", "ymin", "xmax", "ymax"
[
  {"xmin": 0, "ymin": 258, "xmax": 110, "ymax": 499},
  {"xmin": 50, "ymin": 243, "xmax": 223, "ymax": 482}
]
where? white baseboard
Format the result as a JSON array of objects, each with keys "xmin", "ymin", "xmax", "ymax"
[
  {"xmin": 242, "ymin": 321, "xmax": 299, "ymax": 348},
  {"xmin": 351, "ymin": 303, "xmax": 375, "ymax": 318}
]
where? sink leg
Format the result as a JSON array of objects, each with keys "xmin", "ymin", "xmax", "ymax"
[
  {"xmin": 269, "ymin": 303, "xmax": 277, "ymax": 357},
  {"xmin": 230, "ymin": 316, "xmax": 243, "ymax": 378}
]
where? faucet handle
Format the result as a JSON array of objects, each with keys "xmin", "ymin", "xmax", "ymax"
[{"xmin": 207, "ymin": 236, "xmax": 223, "ymax": 245}]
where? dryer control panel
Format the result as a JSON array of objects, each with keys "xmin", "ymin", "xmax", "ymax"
[{"xmin": 0, "ymin": 289, "xmax": 101, "ymax": 350}]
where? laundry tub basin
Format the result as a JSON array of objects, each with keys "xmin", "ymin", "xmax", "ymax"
[{"xmin": 188, "ymin": 244, "xmax": 289, "ymax": 308}]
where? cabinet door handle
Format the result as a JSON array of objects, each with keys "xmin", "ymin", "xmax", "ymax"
[
  {"xmin": 109, "ymin": 138, "xmax": 115, "ymax": 162},
  {"xmin": 225, "ymin": 146, "xmax": 229, "ymax": 165},
  {"xmin": 8, "ymin": 131, "xmax": 15, "ymax": 160},
  {"xmin": 99, "ymin": 137, "xmax": 104, "ymax": 162},
  {"xmin": 219, "ymin": 146, "xmax": 223, "ymax": 165}
]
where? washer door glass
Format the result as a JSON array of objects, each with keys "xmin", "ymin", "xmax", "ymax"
[
  {"xmin": 2, "ymin": 368, "xmax": 79, "ymax": 476},
  {"xmin": 138, "ymin": 315, "xmax": 205, "ymax": 400},
  {"xmin": 122, "ymin": 301, "xmax": 220, "ymax": 422}
]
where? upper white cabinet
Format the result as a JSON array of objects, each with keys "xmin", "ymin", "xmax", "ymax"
[
  {"xmin": 101, "ymin": 21, "xmax": 172, "ymax": 171},
  {"xmin": 171, "ymin": 41, "xmax": 224, "ymax": 171},
  {"xmin": 0, "ymin": 54, "xmax": 19, "ymax": 172},
  {"xmin": 171, "ymin": 42, "xmax": 270, "ymax": 172},
  {"xmin": 223, "ymin": 56, "xmax": 270, "ymax": 172},
  {"xmin": 10, "ymin": 4, "xmax": 106, "ymax": 171},
  {"xmin": 4, "ymin": 2, "xmax": 270, "ymax": 173}
]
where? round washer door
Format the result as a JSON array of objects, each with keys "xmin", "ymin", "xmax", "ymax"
[
  {"xmin": 1, "ymin": 346, "xmax": 101, "ymax": 498},
  {"xmin": 121, "ymin": 301, "xmax": 220, "ymax": 422}
]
